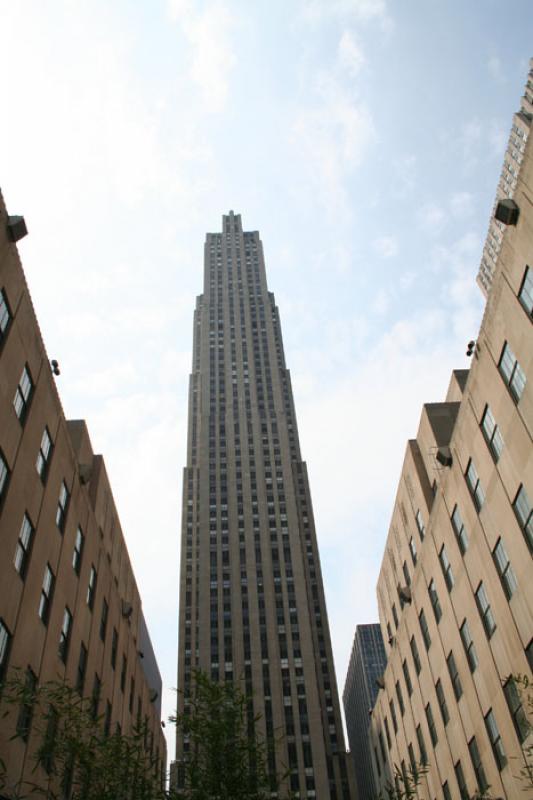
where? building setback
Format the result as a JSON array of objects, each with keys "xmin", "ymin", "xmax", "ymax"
[
  {"xmin": 0, "ymin": 189, "xmax": 166, "ymax": 791},
  {"xmin": 175, "ymin": 212, "xmax": 355, "ymax": 799},
  {"xmin": 343, "ymin": 625, "xmax": 387, "ymax": 800},
  {"xmin": 369, "ymin": 86, "xmax": 533, "ymax": 798}
]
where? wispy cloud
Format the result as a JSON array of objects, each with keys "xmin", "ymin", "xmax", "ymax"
[
  {"xmin": 300, "ymin": 0, "xmax": 393, "ymax": 33},
  {"xmin": 337, "ymin": 30, "xmax": 366, "ymax": 77},
  {"xmin": 373, "ymin": 235, "xmax": 398, "ymax": 258},
  {"xmin": 418, "ymin": 202, "xmax": 447, "ymax": 235}
]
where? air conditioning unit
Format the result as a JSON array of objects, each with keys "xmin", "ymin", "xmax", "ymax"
[
  {"xmin": 121, "ymin": 601, "xmax": 133, "ymax": 619},
  {"xmin": 494, "ymin": 199, "xmax": 519, "ymax": 226},
  {"xmin": 436, "ymin": 446, "xmax": 453, "ymax": 467},
  {"xmin": 7, "ymin": 215, "xmax": 28, "ymax": 242},
  {"xmin": 79, "ymin": 464, "xmax": 92, "ymax": 485},
  {"xmin": 398, "ymin": 586, "xmax": 412, "ymax": 604},
  {"xmin": 375, "ymin": 676, "xmax": 385, "ymax": 690}
]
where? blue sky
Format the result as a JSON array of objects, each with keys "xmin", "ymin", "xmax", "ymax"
[{"xmin": 1, "ymin": 0, "xmax": 531, "ymax": 758}]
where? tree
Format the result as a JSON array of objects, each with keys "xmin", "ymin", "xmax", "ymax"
[
  {"xmin": 171, "ymin": 671, "xmax": 291, "ymax": 800},
  {"xmin": 0, "ymin": 670, "xmax": 164, "ymax": 800},
  {"xmin": 374, "ymin": 761, "xmax": 428, "ymax": 800}
]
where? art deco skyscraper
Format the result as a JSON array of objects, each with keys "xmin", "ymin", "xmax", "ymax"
[{"xmin": 176, "ymin": 212, "xmax": 354, "ymax": 800}]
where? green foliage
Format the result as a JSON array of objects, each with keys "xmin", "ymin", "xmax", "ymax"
[
  {"xmin": 374, "ymin": 761, "xmax": 428, "ymax": 800},
  {"xmin": 0, "ymin": 670, "xmax": 164, "ymax": 800},
  {"xmin": 509, "ymin": 673, "xmax": 533, "ymax": 792}
]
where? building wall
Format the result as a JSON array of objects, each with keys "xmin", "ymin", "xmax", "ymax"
[
  {"xmin": 0, "ymin": 189, "xmax": 166, "ymax": 792},
  {"xmin": 369, "ymin": 107, "xmax": 532, "ymax": 799}
]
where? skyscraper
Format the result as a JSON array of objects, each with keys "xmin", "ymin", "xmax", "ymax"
[
  {"xmin": 343, "ymin": 625, "xmax": 387, "ymax": 800},
  {"xmin": 176, "ymin": 212, "xmax": 355, "ymax": 800}
]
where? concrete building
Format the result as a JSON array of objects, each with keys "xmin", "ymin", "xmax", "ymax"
[
  {"xmin": 476, "ymin": 57, "xmax": 533, "ymax": 297},
  {"xmin": 369, "ymin": 90, "xmax": 533, "ymax": 798},
  {"xmin": 175, "ymin": 213, "xmax": 356, "ymax": 799},
  {"xmin": 343, "ymin": 625, "xmax": 387, "ymax": 800},
  {"xmin": 0, "ymin": 189, "xmax": 166, "ymax": 793}
]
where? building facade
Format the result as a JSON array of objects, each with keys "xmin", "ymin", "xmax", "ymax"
[
  {"xmin": 369, "ymin": 104, "xmax": 533, "ymax": 797},
  {"xmin": 175, "ymin": 212, "xmax": 355, "ymax": 799},
  {"xmin": 343, "ymin": 625, "xmax": 387, "ymax": 800},
  {"xmin": 476, "ymin": 57, "xmax": 533, "ymax": 297},
  {"xmin": 0, "ymin": 189, "xmax": 166, "ymax": 794}
]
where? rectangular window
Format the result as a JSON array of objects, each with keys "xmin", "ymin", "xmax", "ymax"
[
  {"xmin": 111, "ymin": 628, "xmax": 118, "ymax": 669},
  {"xmin": 499, "ymin": 341, "xmax": 526, "ymax": 402},
  {"xmin": 410, "ymin": 635, "xmax": 421, "ymax": 675},
  {"xmin": 0, "ymin": 288, "xmax": 11, "ymax": 341},
  {"xmin": 493, "ymin": 538, "xmax": 518, "ymax": 599},
  {"xmin": 392, "ymin": 602, "xmax": 399, "ymax": 629},
  {"xmin": 0, "ymin": 449, "xmax": 10, "ymax": 503},
  {"xmin": 460, "ymin": 619, "xmax": 478, "ymax": 673},
  {"xmin": 425, "ymin": 702, "xmax": 438, "ymax": 746},
  {"xmin": 72, "ymin": 526, "xmax": 84, "ymax": 574},
  {"xmin": 13, "ymin": 365, "xmax": 33, "ymax": 422},
  {"xmin": 0, "ymin": 618, "xmax": 12, "ymax": 683},
  {"xmin": 447, "ymin": 651, "xmax": 462, "ymax": 700},
  {"xmin": 428, "ymin": 579, "xmax": 442, "ymax": 623},
  {"xmin": 481, "ymin": 405, "xmax": 504, "ymax": 461},
  {"xmin": 395, "ymin": 680, "xmax": 405, "ymax": 716},
  {"xmin": 402, "ymin": 560, "xmax": 411, "ymax": 587},
  {"xmin": 58, "ymin": 607, "xmax": 73, "ymax": 663},
  {"xmin": 36, "ymin": 427, "xmax": 53, "ymax": 480},
  {"xmin": 442, "ymin": 781, "xmax": 452, "ymax": 800},
  {"xmin": 416, "ymin": 724, "xmax": 428, "ymax": 765},
  {"xmin": 475, "ymin": 582, "xmax": 496, "ymax": 638},
  {"xmin": 76, "ymin": 643, "xmax": 88, "ymax": 693},
  {"xmin": 409, "ymin": 537, "xmax": 417, "ymax": 565},
  {"xmin": 120, "ymin": 655, "xmax": 127, "ymax": 692},
  {"xmin": 39, "ymin": 564, "xmax": 55, "ymax": 625},
  {"xmin": 451, "ymin": 505, "xmax": 469, "ymax": 553},
  {"xmin": 465, "ymin": 459, "xmax": 485, "ymax": 511},
  {"xmin": 436, "ymin": 679, "xmax": 450, "ymax": 725},
  {"xmin": 402, "ymin": 659, "xmax": 413, "ymax": 696},
  {"xmin": 56, "ymin": 480, "xmax": 69, "ymax": 532},
  {"xmin": 415, "ymin": 509, "xmax": 425, "ymax": 540},
  {"xmin": 87, "ymin": 566, "xmax": 97, "ymax": 610},
  {"xmin": 518, "ymin": 265, "xmax": 533, "ymax": 317},
  {"xmin": 419, "ymin": 609, "xmax": 431, "ymax": 651},
  {"xmin": 485, "ymin": 708, "xmax": 507, "ymax": 770},
  {"xmin": 100, "ymin": 599, "xmax": 108, "ymax": 642},
  {"xmin": 439, "ymin": 545, "xmax": 454, "ymax": 590},
  {"xmin": 468, "ymin": 736, "xmax": 488, "ymax": 793},
  {"xmin": 513, "ymin": 485, "xmax": 533, "ymax": 551},
  {"xmin": 104, "ymin": 700, "xmax": 112, "ymax": 736},
  {"xmin": 503, "ymin": 677, "xmax": 530, "ymax": 743},
  {"xmin": 14, "ymin": 513, "xmax": 34, "ymax": 579},
  {"xmin": 16, "ymin": 667, "xmax": 37, "ymax": 741},
  {"xmin": 91, "ymin": 674, "xmax": 101, "ymax": 719},
  {"xmin": 455, "ymin": 760, "xmax": 469, "ymax": 800}
]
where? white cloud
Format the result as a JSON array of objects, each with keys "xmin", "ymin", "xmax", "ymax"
[
  {"xmin": 337, "ymin": 30, "xmax": 365, "ymax": 77},
  {"xmin": 450, "ymin": 191, "xmax": 474, "ymax": 218},
  {"xmin": 418, "ymin": 202, "xmax": 447, "ymax": 234},
  {"xmin": 488, "ymin": 55, "xmax": 504, "ymax": 83},
  {"xmin": 300, "ymin": 0, "xmax": 393, "ymax": 33},
  {"xmin": 373, "ymin": 234, "xmax": 398, "ymax": 258}
]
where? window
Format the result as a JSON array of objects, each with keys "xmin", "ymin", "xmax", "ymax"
[
  {"xmin": 76, "ymin": 643, "xmax": 88, "ymax": 693},
  {"xmin": 465, "ymin": 459, "xmax": 485, "ymax": 511},
  {"xmin": 86, "ymin": 566, "xmax": 97, "ymax": 610},
  {"xmin": 527, "ymin": 639, "xmax": 533, "ymax": 672},
  {"xmin": 513, "ymin": 484, "xmax": 533, "ymax": 551},
  {"xmin": 120, "ymin": 655, "xmax": 127, "ymax": 692},
  {"xmin": 481, "ymin": 406, "xmax": 504, "ymax": 461},
  {"xmin": 14, "ymin": 513, "xmax": 34, "ymax": 579},
  {"xmin": 428, "ymin": 579, "xmax": 442, "ymax": 623},
  {"xmin": 389, "ymin": 699, "xmax": 398, "ymax": 733},
  {"xmin": 468, "ymin": 736, "xmax": 488, "ymax": 793},
  {"xmin": 16, "ymin": 667, "xmax": 37, "ymax": 741},
  {"xmin": 402, "ymin": 659, "xmax": 413, "ymax": 696},
  {"xmin": 419, "ymin": 609, "xmax": 431, "ymax": 651},
  {"xmin": 451, "ymin": 505, "xmax": 469, "ymax": 553},
  {"xmin": 518, "ymin": 265, "xmax": 533, "ymax": 316},
  {"xmin": 436, "ymin": 679, "xmax": 449, "ymax": 725},
  {"xmin": 91, "ymin": 674, "xmax": 101, "ymax": 719},
  {"xmin": 72, "ymin": 527, "xmax": 84, "ymax": 574},
  {"xmin": 475, "ymin": 582, "xmax": 496, "ymax": 638},
  {"xmin": 111, "ymin": 628, "xmax": 118, "ymax": 669},
  {"xmin": 56, "ymin": 480, "xmax": 69, "ymax": 532},
  {"xmin": 104, "ymin": 701, "xmax": 112, "ymax": 736},
  {"xmin": 454, "ymin": 760, "xmax": 469, "ymax": 800},
  {"xmin": 442, "ymin": 781, "xmax": 452, "ymax": 800},
  {"xmin": 499, "ymin": 341, "xmax": 526, "ymax": 402},
  {"xmin": 415, "ymin": 510, "xmax": 425, "ymax": 540},
  {"xmin": 0, "ymin": 449, "xmax": 9, "ymax": 503},
  {"xmin": 485, "ymin": 709, "xmax": 507, "ymax": 770},
  {"xmin": 39, "ymin": 564, "xmax": 55, "ymax": 625},
  {"xmin": 100, "ymin": 599, "xmax": 108, "ymax": 642},
  {"xmin": 504, "ymin": 677, "xmax": 530, "ymax": 743},
  {"xmin": 409, "ymin": 537, "xmax": 417, "ymax": 565},
  {"xmin": 0, "ymin": 619, "xmax": 12, "ymax": 683},
  {"xmin": 396, "ymin": 680, "xmax": 405, "ymax": 716},
  {"xmin": 58, "ymin": 607, "xmax": 73, "ymax": 663},
  {"xmin": 416, "ymin": 724, "xmax": 428, "ymax": 765},
  {"xmin": 13, "ymin": 365, "xmax": 33, "ymax": 422},
  {"xmin": 392, "ymin": 602, "xmax": 399, "ymax": 629},
  {"xmin": 410, "ymin": 635, "xmax": 421, "ymax": 675},
  {"xmin": 425, "ymin": 702, "xmax": 438, "ymax": 746},
  {"xmin": 460, "ymin": 620, "xmax": 478, "ymax": 673},
  {"xmin": 402, "ymin": 560, "xmax": 411, "ymax": 587},
  {"xmin": 493, "ymin": 538, "xmax": 518, "ymax": 599},
  {"xmin": 439, "ymin": 545, "xmax": 454, "ymax": 590},
  {"xmin": 36, "ymin": 427, "xmax": 53, "ymax": 480},
  {"xmin": 447, "ymin": 651, "xmax": 462, "ymax": 700},
  {"xmin": 0, "ymin": 288, "xmax": 11, "ymax": 341}
]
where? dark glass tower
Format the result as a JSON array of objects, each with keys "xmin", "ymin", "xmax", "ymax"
[{"xmin": 176, "ymin": 212, "xmax": 355, "ymax": 799}]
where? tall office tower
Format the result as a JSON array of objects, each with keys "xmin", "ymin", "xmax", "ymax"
[
  {"xmin": 343, "ymin": 625, "xmax": 387, "ymax": 800},
  {"xmin": 369, "ymin": 91, "xmax": 533, "ymax": 798},
  {"xmin": 176, "ymin": 212, "xmax": 355, "ymax": 800},
  {"xmin": 476, "ymin": 57, "xmax": 533, "ymax": 296}
]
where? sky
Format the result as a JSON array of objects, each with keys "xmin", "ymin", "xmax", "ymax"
[{"xmin": 0, "ymin": 0, "xmax": 531, "ymax": 763}]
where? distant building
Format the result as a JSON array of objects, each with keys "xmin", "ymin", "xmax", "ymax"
[
  {"xmin": 476, "ymin": 57, "xmax": 533, "ymax": 296},
  {"xmin": 369, "ymin": 85, "xmax": 533, "ymax": 799},
  {"xmin": 343, "ymin": 625, "xmax": 387, "ymax": 800},
  {"xmin": 0, "ymin": 189, "xmax": 166, "ymax": 792}
]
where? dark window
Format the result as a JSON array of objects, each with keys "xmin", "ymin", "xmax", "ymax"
[
  {"xmin": 402, "ymin": 560, "xmax": 411, "ymax": 587},
  {"xmin": 58, "ymin": 607, "xmax": 73, "ymax": 663},
  {"xmin": 410, "ymin": 635, "xmax": 421, "ymax": 675},
  {"xmin": 451, "ymin": 505, "xmax": 469, "ymax": 553},
  {"xmin": 16, "ymin": 667, "xmax": 37, "ymax": 741},
  {"xmin": 72, "ymin": 527, "xmax": 84, "ymax": 574},
  {"xmin": 416, "ymin": 724, "xmax": 427, "ymax": 765},
  {"xmin": 409, "ymin": 537, "xmax": 417, "ymax": 565},
  {"xmin": 104, "ymin": 700, "xmax": 112, "ymax": 736},
  {"xmin": 454, "ymin": 760, "xmax": 469, "ymax": 800},
  {"xmin": 436, "ymin": 679, "xmax": 449, "ymax": 725},
  {"xmin": 513, "ymin": 485, "xmax": 533, "ymax": 551},
  {"xmin": 503, "ymin": 677, "xmax": 530, "ymax": 743},
  {"xmin": 389, "ymin": 699, "xmax": 398, "ymax": 733},
  {"xmin": 56, "ymin": 480, "xmax": 69, "ymax": 532},
  {"xmin": 392, "ymin": 602, "xmax": 399, "ymax": 629},
  {"xmin": 475, "ymin": 582, "xmax": 496, "ymax": 638},
  {"xmin": 439, "ymin": 545, "xmax": 454, "ymax": 591},
  {"xmin": 87, "ymin": 566, "xmax": 97, "ymax": 610},
  {"xmin": 481, "ymin": 405, "xmax": 504, "ymax": 461},
  {"xmin": 76, "ymin": 643, "xmax": 88, "ymax": 693},
  {"xmin": 14, "ymin": 513, "xmax": 34, "ymax": 579},
  {"xmin": 485, "ymin": 708, "xmax": 507, "ymax": 770},
  {"xmin": 415, "ymin": 509, "xmax": 425, "ymax": 540},
  {"xmin": 100, "ymin": 599, "xmax": 109, "ymax": 641},
  {"xmin": 36, "ymin": 427, "xmax": 53, "ymax": 480},
  {"xmin": 111, "ymin": 628, "xmax": 118, "ymax": 669},
  {"xmin": 402, "ymin": 659, "xmax": 413, "ymax": 696},
  {"xmin": 447, "ymin": 651, "xmax": 462, "ymax": 700},
  {"xmin": 0, "ymin": 450, "xmax": 9, "ymax": 504},
  {"xmin": 13, "ymin": 365, "xmax": 33, "ymax": 423},
  {"xmin": 428, "ymin": 579, "xmax": 442, "ymax": 623},
  {"xmin": 468, "ymin": 736, "xmax": 488, "ymax": 793},
  {"xmin": 91, "ymin": 674, "xmax": 101, "ymax": 719},
  {"xmin": 493, "ymin": 538, "xmax": 518, "ymax": 599},
  {"xmin": 465, "ymin": 459, "xmax": 485, "ymax": 511},
  {"xmin": 425, "ymin": 702, "xmax": 437, "ymax": 746},
  {"xmin": 442, "ymin": 781, "xmax": 452, "ymax": 800},
  {"xmin": 0, "ymin": 288, "xmax": 11, "ymax": 342},
  {"xmin": 0, "ymin": 618, "xmax": 12, "ymax": 683},
  {"xmin": 38, "ymin": 564, "xmax": 55, "ymax": 625},
  {"xmin": 419, "ymin": 609, "xmax": 431, "ymax": 650},
  {"xmin": 499, "ymin": 341, "xmax": 526, "ymax": 402},
  {"xmin": 460, "ymin": 619, "xmax": 478, "ymax": 673},
  {"xmin": 518, "ymin": 265, "xmax": 533, "ymax": 317},
  {"xmin": 120, "ymin": 655, "xmax": 127, "ymax": 692},
  {"xmin": 395, "ymin": 680, "xmax": 405, "ymax": 716}
]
